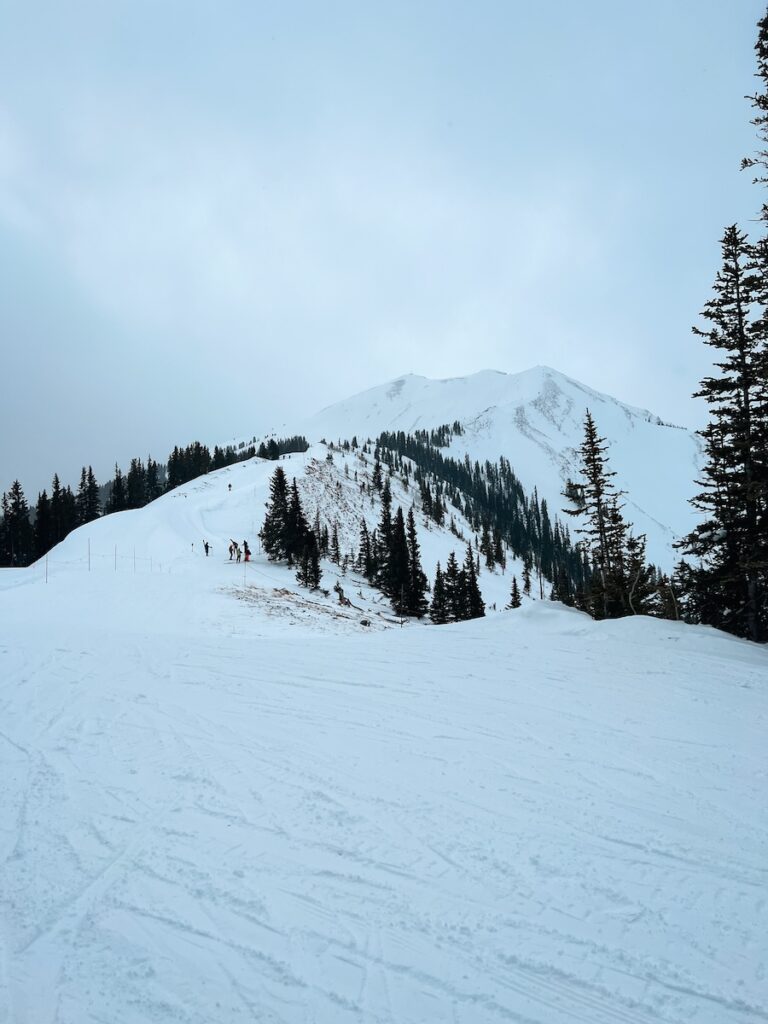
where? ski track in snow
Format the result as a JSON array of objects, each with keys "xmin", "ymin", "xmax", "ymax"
[
  {"xmin": 1, "ymin": 610, "xmax": 766, "ymax": 1023},
  {"xmin": 0, "ymin": 451, "xmax": 766, "ymax": 1023}
]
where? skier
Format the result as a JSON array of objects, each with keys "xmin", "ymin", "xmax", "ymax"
[
  {"xmin": 243, "ymin": 540, "xmax": 251, "ymax": 563},
  {"xmin": 203, "ymin": 540, "xmax": 210, "ymax": 557},
  {"xmin": 235, "ymin": 544, "xmax": 242, "ymax": 563},
  {"xmin": 229, "ymin": 540, "xmax": 236, "ymax": 560}
]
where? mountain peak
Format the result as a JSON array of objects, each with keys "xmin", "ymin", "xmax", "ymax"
[{"xmin": 301, "ymin": 366, "xmax": 701, "ymax": 568}]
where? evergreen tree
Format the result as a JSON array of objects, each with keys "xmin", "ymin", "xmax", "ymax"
[
  {"xmin": 330, "ymin": 522, "xmax": 341, "ymax": 565},
  {"xmin": 126, "ymin": 458, "xmax": 146, "ymax": 509},
  {"xmin": 430, "ymin": 563, "xmax": 449, "ymax": 623},
  {"xmin": 34, "ymin": 489, "xmax": 52, "ymax": 558},
  {"xmin": 0, "ymin": 481, "xmax": 34, "ymax": 566},
  {"xmin": 507, "ymin": 575, "xmax": 522, "ymax": 609},
  {"xmin": 405, "ymin": 507, "xmax": 429, "ymax": 617},
  {"xmin": 375, "ymin": 480, "xmax": 393, "ymax": 593},
  {"xmin": 564, "ymin": 412, "xmax": 634, "ymax": 619},
  {"xmin": 678, "ymin": 226, "xmax": 767, "ymax": 641},
  {"xmin": 480, "ymin": 522, "xmax": 495, "ymax": 569},
  {"xmin": 444, "ymin": 551, "xmax": 463, "ymax": 622},
  {"xmin": 462, "ymin": 544, "xmax": 485, "ymax": 620},
  {"xmin": 145, "ymin": 457, "xmax": 163, "ymax": 502},
  {"xmin": 285, "ymin": 478, "xmax": 309, "ymax": 565},
  {"xmin": 522, "ymin": 560, "xmax": 532, "ymax": 596},
  {"xmin": 357, "ymin": 519, "xmax": 375, "ymax": 580},
  {"xmin": 296, "ymin": 530, "xmax": 322, "ymax": 589},
  {"xmin": 261, "ymin": 466, "xmax": 290, "ymax": 560},
  {"xmin": 493, "ymin": 528, "xmax": 506, "ymax": 570},
  {"xmin": 625, "ymin": 533, "xmax": 656, "ymax": 615},
  {"xmin": 76, "ymin": 466, "xmax": 101, "ymax": 525},
  {"xmin": 388, "ymin": 507, "xmax": 411, "ymax": 614},
  {"xmin": 106, "ymin": 465, "xmax": 127, "ymax": 514}
]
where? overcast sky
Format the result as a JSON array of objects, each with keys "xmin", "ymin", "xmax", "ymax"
[{"xmin": 0, "ymin": 0, "xmax": 765, "ymax": 497}]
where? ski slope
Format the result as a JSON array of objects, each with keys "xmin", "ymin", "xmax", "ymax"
[
  {"xmin": 301, "ymin": 367, "xmax": 704, "ymax": 568},
  {"xmin": 1, "ymin": 454, "xmax": 766, "ymax": 1024}
]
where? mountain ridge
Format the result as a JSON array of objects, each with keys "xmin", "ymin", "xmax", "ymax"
[{"xmin": 297, "ymin": 365, "xmax": 702, "ymax": 568}]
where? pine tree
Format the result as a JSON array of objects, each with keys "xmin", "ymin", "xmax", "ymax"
[
  {"xmin": 145, "ymin": 457, "xmax": 163, "ymax": 502},
  {"xmin": 0, "ymin": 481, "xmax": 34, "ymax": 566},
  {"xmin": 625, "ymin": 533, "xmax": 656, "ymax": 615},
  {"xmin": 678, "ymin": 226, "xmax": 767, "ymax": 641},
  {"xmin": 564, "ymin": 412, "xmax": 634, "ymax": 619},
  {"xmin": 388, "ymin": 507, "xmax": 411, "ymax": 614},
  {"xmin": 405, "ymin": 507, "xmax": 429, "ymax": 617},
  {"xmin": 507, "ymin": 576, "xmax": 522, "ymax": 609},
  {"xmin": 106, "ymin": 465, "xmax": 127, "ymax": 514},
  {"xmin": 375, "ymin": 480, "xmax": 393, "ymax": 594},
  {"xmin": 522, "ymin": 560, "xmax": 532, "ymax": 597},
  {"xmin": 480, "ymin": 522, "xmax": 495, "ymax": 569},
  {"xmin": 34, "ymin": 489, "xmax": 52, "ymax": 558},
  {"xmin": 261, "ymin": 466, "xmax": 290, "ymax": 561},
  {"xmin": 462, "ymin": 544, "xmax": 485, "ymax": 620},
  {"xmin": 296, "ymin": 530, "xmax": 322, "ymax": 589},
  {"xmin": 126, "ymin": 458, "xmax": 146, "ymax": 509},
  {"xmin": 76, "ymin": 466, "xmax": 101, "ymax": 525},
  {"xmin": 285, "ymin": 478, "xmax": 309, "ymax": 565},
  {"xmin": 357, "ymin": 519, "xmax": 375, "ymax": 581},
  {"xmin": 493, "ymin": 528, "xmax": 506, "ymax": 570},
  {"xmin": 430, "ymin": 563, "xmax": 449, "ymax": 624},
  {"xmin": 330, "ymin": 522, "xmax": 341, "ymax": 565},
  {"xmin": 444, "ymin": 551, "xmax": 463, "ymax": 622}
]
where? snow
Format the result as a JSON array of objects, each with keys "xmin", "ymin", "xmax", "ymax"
[
  {"xmin": 1, "ymin": 451, "xmax": 766, "ymax": 1024},
  {"xmin": 300, "ymin": 367, "xmax": 704, "ymax": 569}
]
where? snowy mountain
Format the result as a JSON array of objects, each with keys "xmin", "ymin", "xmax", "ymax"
[
  {"xmin": 302, "ymin": 367, "xmax": 703, "ymax": 568},
  {"xmin": 1, "ymin": 449, "xmax": 765, "ymax": 1023}
]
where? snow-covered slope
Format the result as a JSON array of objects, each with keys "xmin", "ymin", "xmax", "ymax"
[
  {"xmin": 303, "ymin": 367, "xmax": 703, "ymax": 568},
  {"xmin": 1, "ymin": 505, "xmax": 765, "ymax": 1022},
  {"xmin": 23, "ymin": 445, "xmax": 521, "ymax": 627}
]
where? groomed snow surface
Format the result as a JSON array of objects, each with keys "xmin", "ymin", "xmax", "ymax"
[{"xmin": 1, "ymin": 455, "xmax": 766, "ymax": 1024}]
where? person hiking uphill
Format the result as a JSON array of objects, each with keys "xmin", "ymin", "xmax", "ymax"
[{"xmin": 203, "ymin": 540, "xmax": 210, "ymax": 557}]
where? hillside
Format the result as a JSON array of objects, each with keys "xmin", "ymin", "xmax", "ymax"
[
  {"xmin": 21, "ymin": 444, "xmax": 523, "ymax": 627},
  {"xmin": 1, "ymin": 490, "xmax": 765, "ymax": 1022},
  {"xmin": 301, "ymin": 367, "xmax": 703, "ymax": 568}
]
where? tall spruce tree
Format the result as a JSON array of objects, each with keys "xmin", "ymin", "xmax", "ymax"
[
  {"xmin": 76, "ymin": 466, "xmax": 101, "ymax": 525},
  {"xmin": 286, "ymin": 479, "xmax": 309, "ymax": 565},
  {"xmin": 678, "ymin": 226, "xmax": 767, "ymax": 641},
  {"xmin": 375, "ymin": 480, "xmax": 393, "ymax": 594},
  {"xmin": 430, "ymin": 563, "xmax": 449, "ymax": 623},
  {"xmin": 106, "ymin": 465, "xmax": 127, "ymax": 514},
  {"xmin": 564, "ymin": 412, "xmax": 636, "ymax": 619},
  {"xmin": 444, "ymin": 551, "xmax": 463, "ymax": 622},
  {"xmin": 296, "ymin": 530, "xmax": 322, "ymax": 589},
  {"xmin": 34, "ymin": 490, "xmax": 52, "ymax": 558},
  {"xmin": 261, "ymin": 466, "xmax": 290, "ymax": 560},
  {"xmin": 388, "ymin": 507, "xmax": 411, "ymax": 613},
  {"xmin": 462, "ymin": 544, "xmax": 485, "ymax": 620},
  {"xmin": 405, "ymin": 507, "xmax": 429, "ymax": 617},
  {"xmin": 0, "ymin": 481, "xmax": 34, "ymax": 566}
]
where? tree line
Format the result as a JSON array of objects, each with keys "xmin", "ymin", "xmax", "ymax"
[
  {"xmin": 564, "ymin": 11, "xmax": 768, "ymax": 643},
  {"xmin": 0, "ymin": 435, "xmax": 309, "ymax": 567}
]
